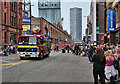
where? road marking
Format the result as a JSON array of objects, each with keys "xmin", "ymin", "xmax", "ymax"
[
  {"xmin": 2, "ymin": 60, "xmax": 29, "ymax": 65},
  {"xmin": 2, "ymin": 60, "xmax": 30, "ymax": 69}
]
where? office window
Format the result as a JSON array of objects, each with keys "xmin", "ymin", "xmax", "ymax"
[
  {"xmin": 14, "ymin": 17, "xmax": 16, "ymax": 26},
  {"xmin": 19, "ymin": 19, "xmax": 20, "ymax": 26},
  {"xmin": 10, "ymin": 15, "xmax": 11, "ymax": 25},
  {"xmin": 4, "ymin": 32, "xmax": 6, "ymax": 43},
  {"xmin": 54, "ymin": 4, "xmax": 57, "ymax": 6},
  {"xmin": 12, "ymin": 2, "xmax": 13, "ymax": 12},
  {"xmin": 12, "ymin": 16, "xmax": 13, "ymax": 26},
  {"xmin": 4, "ymin": 1, "xmax": 6, "ymax": 8},
  {"xmin": 4, "ymin": 13, "xmax": 6, "ymax": 24}
]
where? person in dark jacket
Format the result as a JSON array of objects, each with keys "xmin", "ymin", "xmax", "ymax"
[
  {"xmin": 92, "ymin": 47, "xmax": 106, "ymax": 84},
  {"xmin": 88, "ymin": 45, "xmax": 93, "ymax": 62}
]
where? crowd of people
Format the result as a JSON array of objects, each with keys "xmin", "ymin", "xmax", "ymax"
[
  {"xmin": 1, "ymin": 42, "xmax": 120, "ymax": 83},
  {"xmin": 0, "ymin": 44, "xmax": 17, "ymax": 56},
  {"xmin": 52, "ymin": 43, "xmax": 120, "ymax": 84},
  {"xmin": 91, "ymin": 43, "xmax": 120, "ymax": 84}
]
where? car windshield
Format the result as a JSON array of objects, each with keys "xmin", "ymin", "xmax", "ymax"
[{"xmin": 18, "ymin": 37, "xmax": 37, "ymax": 44}]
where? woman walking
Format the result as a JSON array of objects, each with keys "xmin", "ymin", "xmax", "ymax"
[
  {"xmin": 105, "ymin": 50, "xmax": 117, "ymax": 84},
  {"xmin": 92, "ymin": 47, "xmax": 106, "ymax": 84}
]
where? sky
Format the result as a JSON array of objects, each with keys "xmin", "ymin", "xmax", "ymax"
[{"xmin": 31, "ymin": 0, "xmax": 91, "ymax": 38}]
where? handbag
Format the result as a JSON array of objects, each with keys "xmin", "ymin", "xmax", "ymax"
[{"xmin": 114, "ymin": 59, "xmax": 119, "ymax": 70}]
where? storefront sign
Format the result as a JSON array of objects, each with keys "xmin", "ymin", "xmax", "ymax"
[{"xmin": 107, "ymin": 9, "xmax": 116, "ymax": 31}]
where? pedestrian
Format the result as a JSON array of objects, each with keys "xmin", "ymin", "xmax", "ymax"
[
  {"xmin": 92, "ymin": 47, "xmax": 106, "ymax": 84},
  {"xmin": 0, "ymin": 48, "xmax": 3, "ymax": 56},
  {"xmin": 6, "ymin": 44, "xmax": 10, "ymax": 55},
  {"xmin": 116, "ymin": 48, "xmax": 120, "ymax": 81},
  {"xmin": 88, "ymin": 45, "xmax": 93, "ymax": 63},
  {"xmin": 3, "ymin": 49, "xmax": 8, "ymax": 56},
  {"xmin": 13, "ymin": 45, "xmax": 16, "ymax": 54},
  {"xmin": 105, "ymin": 50, "xmax": 117, "ymax": 84}
]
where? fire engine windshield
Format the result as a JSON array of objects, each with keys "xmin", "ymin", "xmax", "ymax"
[{"xmin": 18, "ymin": 37, "xmax": 37, "ymax": 44}]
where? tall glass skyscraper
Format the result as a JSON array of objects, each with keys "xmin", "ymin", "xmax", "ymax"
[
  {"xmin": 70, "ymin": 7, "xmax": 82, "ymax": 41},
  {"xmin": 38, "ymin": 0, "xmax": 61, "ymax": 24}
]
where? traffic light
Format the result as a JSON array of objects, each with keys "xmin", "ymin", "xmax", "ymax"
[
  {"xmin": 83, "ymin": 36, "xmax": 85, "ymax": 42},
  {"xmin": 96, "ymin": 27, "xmax": 99, "ymax": 34}
]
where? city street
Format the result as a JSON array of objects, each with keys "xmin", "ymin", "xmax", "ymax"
[{"xmin": 2, "ymin": 51, "xmax": 93, "ymax": 82}]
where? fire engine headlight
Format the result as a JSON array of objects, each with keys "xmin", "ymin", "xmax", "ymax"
[{"xmin": 34, "ymin": 52, "xmax": 37, "ymax": 54}]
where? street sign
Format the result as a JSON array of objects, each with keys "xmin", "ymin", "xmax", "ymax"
[{"xmin": 22, "ymin": 17, "xmax": 30, "ymax": 24}]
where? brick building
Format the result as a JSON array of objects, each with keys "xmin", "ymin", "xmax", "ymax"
[
  {"xmin": 1, "ymin": 1, "xmax": 22, "ymax": 48},
  {"xmin": 106, "ymin": 0, "xmax": 120, "ymax": 44},
  {"xmin": 40, "ymin": 17, "xmax": 72, "ymax": 44},
  {"xmin": 0, "ymin": 1, "xmax": 2, "ymax": 47},
  {"xmin": 31, "ymin": 17, "xmax": 72, "ymax": 44}
]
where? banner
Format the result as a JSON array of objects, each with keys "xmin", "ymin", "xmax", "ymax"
[
  {"xmin": 107, "ymin": 9, "xmax": 116, "ymax": 31},
  {"xmin": 22, "ymin": 25, "xmax": 30, "ymax": 31}
]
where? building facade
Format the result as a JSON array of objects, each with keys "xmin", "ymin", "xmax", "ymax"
[
  {"xmin": 96, "ymin": 2, "xmax": 105, "ymax": 42},
  {"xmin": 70, "ymin": 7, "xmax": 82, "ymax": 41},
  {"xmin": 1, "ymin": 1, "xmax": 22, "ymax": 48},
  {"xmin": 40, "ymin": 17, "xmax": 72, "ymax": 43},
  {"xmin": 89, "ymin": 1, "xmax": 96, "ymax": 42},
  {"xmin": 31, "ymin": 17, "xmax": 72, "ymax": 44},
  {"xmin": 0, "ymin": 1, "xmax": 2, "ymax": 47},
  {"xmin": 38, "ymin": 0, "xmax": 61, "ymax": 25},
  {"xmin": 88, "ymin": 1, "xmax": 105, "ymax": 43},
  {"xmin": 106, "ymin": 0, "xmax": 120, "ymax": 44}
]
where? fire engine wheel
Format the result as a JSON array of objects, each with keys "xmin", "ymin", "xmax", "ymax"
[
  {"xmin": 20, "ymin": 57, "xmax": 25, "ymax": 60},
  {"xmin": 38, "ymin": 53, "xmax": 44, "ymax": 60},
  {"xmin": 46, "ymin": 53, "xmax": 49, "ymax": 57}
]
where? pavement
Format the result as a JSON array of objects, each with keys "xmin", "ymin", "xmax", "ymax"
[{"xmin": 2, "ymin": 51, "xmax": 93, "ymax": 82}]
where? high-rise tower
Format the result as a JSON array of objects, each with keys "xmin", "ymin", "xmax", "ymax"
[
  {"xmin": 70, "ymin": 7, "xmax": 82, "ymax": 41},
  {"xmin": 38, "ymin": 0, "xmax": 61, "ymax": 24}
]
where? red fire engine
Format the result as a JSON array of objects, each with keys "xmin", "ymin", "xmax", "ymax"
[{"xmin": 17, "ymin": 34, "xmax": 51, "ymax": 60}]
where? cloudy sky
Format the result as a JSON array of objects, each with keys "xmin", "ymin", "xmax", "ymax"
[{"xmin": 31, "ymin": 0, "xmax": 91, "ymax": 38}]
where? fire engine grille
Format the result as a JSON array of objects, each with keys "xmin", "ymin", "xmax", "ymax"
[{"xmin": 18, "ymin": 48, "xmax": 37, "ymax": 52}]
